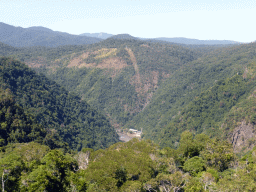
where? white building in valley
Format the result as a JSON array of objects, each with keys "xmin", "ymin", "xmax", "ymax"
[{"xmin": 129, "ymin": 128, "xmax": 142, "ymax": 137}]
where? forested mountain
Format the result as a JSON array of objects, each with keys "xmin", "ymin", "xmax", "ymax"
[
  {"xmin": 110, "ymin": 35, "xmax": 240, "ymax": 45},
  {"xmin": 0, "ymin": 57, "xmax": 119, "ymax": 150},
  {"xmin": 126, "ymin": 42, "xmax": 256, "ymax": 150},
  {"xmin": 1, "ymin": 37, "xmax": 256, "ymax": 154},
  {"xmin": 2, "ymin": 24, "xmax": 256, "ymax": 191},
  {"xmin": 109, "ymin": 34, "xmax": 139, "ymax": 40},
  {"xmin": 0, "ymin": 22, "xmax": 102, "ymax": 47},
  {"xmin": 18, "ymin": 38, "xmax": 203, "ymax": 130},
  {"xmin": 1, "ymin": 22, "xmax": 241, "ymax": 48}
]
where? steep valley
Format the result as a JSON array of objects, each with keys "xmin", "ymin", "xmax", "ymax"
[
  {"xmin": 1, "ymin": 37, "xmax": 256, "ymax": 153},
  {"xmin": 2, "ymin": 34, "xmax": 256, "ymax": 191},
  {"xmin": 22, "ymin": 39, "xmax": 200, "ymax": 131}
]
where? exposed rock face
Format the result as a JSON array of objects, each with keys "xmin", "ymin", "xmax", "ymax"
[
  {"xmin": 76, "ymin": 151, "xmax": 90, "ymax": 170},
  {"xmin": 231, "ymin": 121, "xmax": 255, "ymax": 153}
]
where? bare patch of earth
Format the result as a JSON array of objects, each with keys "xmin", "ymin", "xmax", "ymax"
[
  {"xmin": 25, "ymin": 57, "xmax": 47, "ymax": 68},
  {"xmin": 68, "ymin": 55, "xmax": 128, "ymax": 70},
  {"xmin": 117, "ymin": 130, "xmax": 140, "ymax": 142},
  {"xmin": 140, "ymin": 44, "xmax": 151, "ymax": 48},
  {"xmin": 117, "ymin": 132, "xmax": 133, "ymax": 142}
]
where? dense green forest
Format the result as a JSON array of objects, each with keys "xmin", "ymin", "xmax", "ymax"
[
  {"xmin": 1, "ymin": 36, "xmax": 256, "ymax": 191},
  {"xmin": 0, "ymin": 87, "xmax": 46, "ymax": 148},
  {"xmin": 2, "ymin": 39, "xmax": 256, "ymax": 150},
  {"xmin": 0, "ymin": 57, "xmax": 119, "ymax": 150},
  {"xmin": 1, "ymin": 39, "xmax": 256, "ymax": 140},
  {"xmin": 13, "ymin": 39, "xmax": 255, "ymax": 152},
  {"xmin": 157, "ymin": 71, "xmax": 256, "ymax": 148},
  {"xmin": 15, "ymin": 39, "xmax": 208, "ymax": 129},
  {"xmin": 126, "ymin": 42, "xmax": 256, "ymax": 147},
  {"xmin": 1, "ymin": 132, "xmax": 256, "ymax": 191}
]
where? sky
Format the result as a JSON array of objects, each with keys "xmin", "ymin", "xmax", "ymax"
[{"xmin": 1, "ymin": 0, "xmax": 256, "ymax": 42}]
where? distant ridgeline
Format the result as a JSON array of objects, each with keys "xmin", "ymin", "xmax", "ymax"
[
  {"xmin": 0, "ymin": 57, "xmax": 119, "ymax": 150},
  {"xmin": 0, "ymin": 22, "xmax": 102, "ymax": 47}
]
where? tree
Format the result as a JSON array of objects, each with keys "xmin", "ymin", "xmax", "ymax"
[
  {"xmin": 200, "ymin": 139, "xmax": 234, "ymax": 171},
  {"xmin": 183, "ymin": 156, "xmax": 206, "ymax": 176},
  {"xmin": 20, "ymin": 150, "xmax": 77, "ymax": 192},
  {"xmin": 0, "ymin": 154, "xmax": 24, "ymax": 192}
]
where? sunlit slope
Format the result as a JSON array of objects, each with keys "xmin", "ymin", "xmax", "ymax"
[
  {"xmin": 129, "ymin": 43, "xmax": 256, "ymax": 150},
  {"xmin": 22, "ymin": 39, "xmax": 201, "ymax": 129}
]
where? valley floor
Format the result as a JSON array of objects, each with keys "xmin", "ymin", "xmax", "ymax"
[{"xmin": 117, "ymin": 132, "xmax": 132, "ymax": 142}]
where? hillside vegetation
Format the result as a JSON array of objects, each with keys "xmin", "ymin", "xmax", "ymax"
[
  {"xmin": 126, "ymin": 42, "xmax": 256, "ymax": 149},
  {"xmin": 1, "ymin": 39, "xmax": 256, "ymax": 153},
  {"xmin": 1, "ymin": 31, "xmax": 256, "ymax": 191},
  {"xmin": 0, "ymin": 57, "xmax": 119, "ymax": 150},
  {"xmin": 0, "ymin": 88, "xmax": 46, "ymax": 148},
  {"xmin": 2, "ymin": 132, "xmax": 256, "ymax": 191},
  {"xmin": 18, "ymin": 39, "xmax": 203, "ymax": 129}
]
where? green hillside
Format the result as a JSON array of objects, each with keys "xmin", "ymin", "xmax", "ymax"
[
  {"xmin": 19, "ymin": 39, "xmax": 204, "ymax": 129},
  {"xmin": 1, "ymin": 37, "xmax": 256, "ymax": 191},
  {"xmin": 0, "ymin": 57, "xmax": 119, "ymax": 150},
  {"xmin": 0, "ymin": 88, "xmax": 46, "ymax": 148},
  {"xmin": 1, "ymin": 40, "xmax": 256, "ymax": 153},
  {"xmin": 1, "ymin": 131, "xmax": 256, "ymax": 192},
  {"xmin": 126, "ymin": 43, "xmax": 256, "ymax": 147},
  {"xmin": 158, "ymin": 72, "xmax": 256, "ymax": 148}
]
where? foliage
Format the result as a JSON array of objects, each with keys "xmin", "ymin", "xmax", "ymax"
[
  {"xmin": 20, "ymin": 150, "xmax": 77, "ymax": 192},
  {"xmin": 0, "ymin": 131, "xmax": 255, "ymax": 191},
  {"xmin": 0, "ymin": 57, "xmax": 119, "ymax": 150},
  {"xmin": 157, "ymin": 70, "xmax": 256, "ymax": 148},
  {"xmin": 127, "ymin": 42, "xmax": 256, "ymax": 147},
  {"xmin": 0, "ymin": 88, "xmax": 46, "ymax": 148},
  {"xmin": 183, "ymin": 157, "xmax": 206, "ymax": 176},
  {"xmin": 26, "ymin": 39, "xmax": 202, "ymax": 131},
  {"xmin": 3, "ymin": 39, "xmax": 256, "ymax": 152}
]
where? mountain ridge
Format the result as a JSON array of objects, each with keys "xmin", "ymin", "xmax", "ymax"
[
  {"xmin": 0, "ymin": 22, "xmax": 102, "ymax": 47},
  {"xmin": 0, "ymin": 22, "xmax": 243, "ymax": 47}
]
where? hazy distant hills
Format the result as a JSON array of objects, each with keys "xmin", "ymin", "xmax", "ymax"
[
  {"xmin": 81, "ymin": 33, "xmax": 139, "ymax": 41},
  {"xmin": 151, "ymin": 37, "xmax": 241, "ymax": 45},
  {"xmin": 80, "ymin": 32, "xmax": 113, "ymax": 39},
  {"xmin": 0, "ymin": 22, "xmax": 102, "ymax": 47},
  {"xmin": 0, "ymin": 22, "xmax": 242, "ymax": 47},
  {"xmin": 81, "ymin": 32, "xmax": 241, "ymax": 45}
]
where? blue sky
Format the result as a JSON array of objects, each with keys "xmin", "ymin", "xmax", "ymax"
[{"xmin": 1, "ymin": 0, "xmax": 256, "ymax": 42}]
